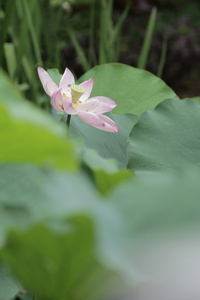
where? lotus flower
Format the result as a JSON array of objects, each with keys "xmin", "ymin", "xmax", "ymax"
[{"xmin": 37, "ymin": 67, "xmax": 119, "ymax": 132}]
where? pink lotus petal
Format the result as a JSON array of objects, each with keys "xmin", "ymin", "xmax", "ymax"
[
  {"xmin": 63, "ymin": 97, "xmax": 77, "ymax": 115},
  {"xmin": 59, "ymin": 68, "xmax": 75, "ymax": 91},
  {"xmin": 37, "ymin": 67, "xmax": 58, "ymax": 96},
  {"xmin": 51, "ymin": 90, "xmax": 63, "ymax": 112},
  {"xmin": 91, "ymin": 96, "xmax": 117, "ymax": 109},
  {"xmin": 77, "ymin": 111, "xmax": 119, "ymax": 132},
  {"xmin": 77, "ymin": 97, "xmax": 116, "ymax": 114},
  {"xmin": 76, "ymin": 99, "xmax": 99, "ymax": 113},
  {"xmin": 98, "ymin": 114, "xmax": 119, "ymax": 132},
  {"xmin": 60, "ymin": 87, "xmax": 71, "ymax": 98},
  {"xmin": 79, "ymin": 78, "xmax": 94, "ymax": 102},
  {"xmin": 46, "ymin": 81, "xmax": 59, "ymax": 97}
]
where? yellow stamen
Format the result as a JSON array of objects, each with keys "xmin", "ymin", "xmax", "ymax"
[
  {"xmin": 56, "ymin": 101, "xmax": 63, "ymax": 110},
  {"xmin": 72, "ymin": 100, "xmax": 82, "ymax": 109},
  {"xmin": 71, "ymin": 85, "xmax": 85, "ymax": 103},
  {"xmin": 63, "ymin": 93, "xmax": 67, "ymax": 99}
]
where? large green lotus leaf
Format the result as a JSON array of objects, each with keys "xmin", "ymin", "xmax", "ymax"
[
  {"xmin": 193, "ymin": 96, "xmax": 200, "ymax": 105},
  {"xmin": 78, "ymin": 63, "xmax": 178, "ymax": 116},
  {"xmin": 127, "ymin": 98, "xmax": 200, "ymax": 172},
  {"xmin": 0, "ymin": 69, "xmax": 77, "ymax": 170},
  {"xmin": 0, "ymin": 263, "xmax": 20, "ymax": 300}
]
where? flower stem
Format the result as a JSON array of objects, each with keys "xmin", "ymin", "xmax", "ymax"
[{"xmin": 66, "ymin": 114, "xmax": 71, "ymax": 136}]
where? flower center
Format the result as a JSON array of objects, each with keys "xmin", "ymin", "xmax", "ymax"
[
  {"xmin": 72, "ymin": 100, "xmax": 82, "ymax": 109},
  {"xmin": 71, "ymin": 85, "xmax": 85, "ymax": 103}
]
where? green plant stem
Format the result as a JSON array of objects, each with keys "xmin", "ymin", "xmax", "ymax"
[
  {"xmin": 137, "ymin": 6, "xmax": 157, "ymax": 69},
  {"xmin": 66, "ymin": 114, "xmax": 71, "ymax": 136},
  {"xmin": 89, "ymin": 0, "xmax": 97, "ymax": 66},
  {"xmin": 22, "ymin": 0, "xmax": 42, "ymax": 64},
  {"xmin": 157, "ymin": 37, "xmax": 167, "ymax": 78},
  {"xmin": 67, "ymin": 27, "xmax": 90, "ymax": 72},
  {"xmin": 33, "ymin": 294, "xmax": 37, "ymax": 300}
]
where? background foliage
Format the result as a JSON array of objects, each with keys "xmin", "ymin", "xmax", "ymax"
[{"xmin": 0, "ymin": 0, "xmax": 200, "ymax": 300}]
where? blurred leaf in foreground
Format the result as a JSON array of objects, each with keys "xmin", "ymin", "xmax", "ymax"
[
  {"xmin": 0, "ymin": 262, "xmax": 20, "ymax": 300},
  {"xmin": 1, "ymin": 216, "xmax": 128, "ymax": 300},
  {"xmin": 107, "ymin": 168, "xmax": 200, "ymax": 300}
]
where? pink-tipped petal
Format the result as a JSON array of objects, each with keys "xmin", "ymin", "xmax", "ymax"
[
  {"xmin": 51, "ymin": 90, "xmax": 63, "ymax": 112},
  {"xmin": 59, "ymin": 68, "xmax": 75, "ymax": 91},
  {"xmin": 46, "ymin": 81, "xmax": 59, "ymax": 97},
  {"xmin": 63, "ymin": 98, "xmax": 77, "ymax": 115},
  {"xmin": 77, "ymin": 111, "xmax": 119, "ymax": 132},
  {"xmin": 37, "ymin": 67, "xmax": 58, "ymax": 96},
  {"xmin": 79, "ymin": 78, "xmax": 94, "ymax": 102},
  {"xmin": 98, "ymin": 114, "xmax": 119, "ymax": 132},
  {"xmin": 77, "ymin": 97, "xmax": 116, "ymax": 114}
]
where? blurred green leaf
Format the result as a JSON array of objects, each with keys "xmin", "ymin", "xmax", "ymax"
[
  {"xmin": 1, "ymin": 215, "xmax": 128, "ymax": 300},
  {"xmin": 0, "ymin": 165, "xmax": 54, "ymax": 247},
  {"xmin": 0, "ymin": 263, "xmax": 20, "ymax": 300},
  {"xmin": 0, "ymin": 163, "xmax": 102, "ymax": 246},
  {"xmin": 95, "ymin": 169, "xmax": 132, "ymax": 196},
  {"xmin": 1, "ymin": 216, "xmax": 94, "ymax": 300},
  {"xmin": 107, "ymin": 168, "xmax": 200, "ymax": 300},
  {"xmin": 78, "ymin": 63, "xmax": 178, "ymax": 116},
  {"xmin": 128, "ymin": 98, "xmax": 200, "ymax": 173},
  {"xmin": 2, "ymin": 164, "xmax": 200, "ymax": 300},
  {"xmin": 0, "ymin": 160, "xmax": 131, "ymax": 300},
  {"xmin": 82, "ymin": 148, "xmax": 119, "ymax": 173},
  {"xmin": 110, "ymin": 170, "xmax": 200, "ymax": 238},
  {"xmin": 82, "ymin": 148, "xmax": 132, "ymax": 195}
]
